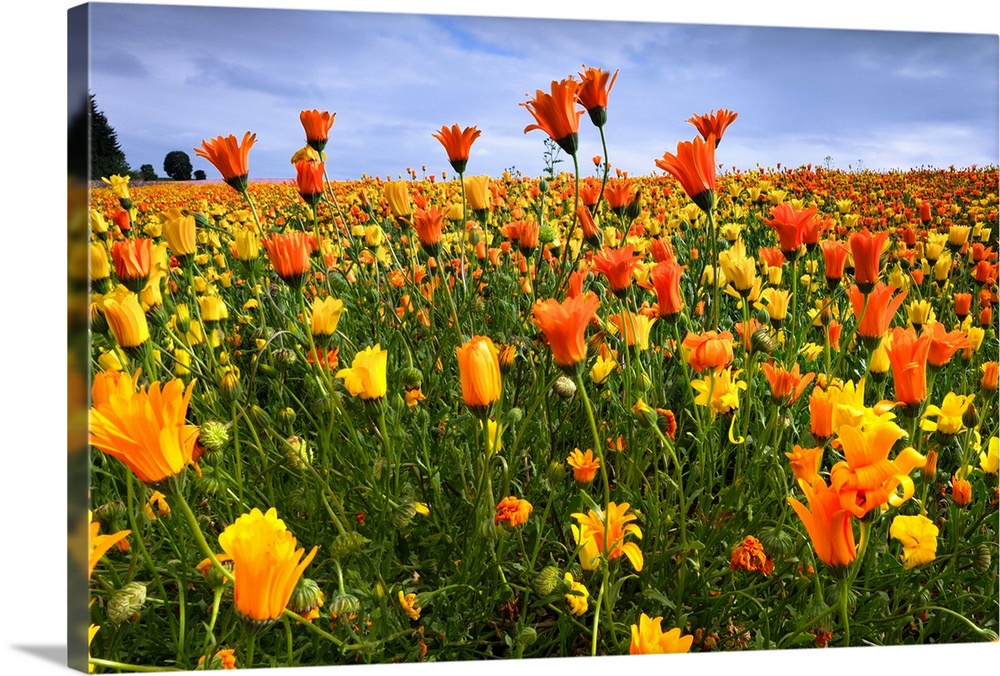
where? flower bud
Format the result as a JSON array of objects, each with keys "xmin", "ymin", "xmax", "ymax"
[
  {"xmin": 289, "ymin": 578, "xmax": 324, "ymax": 616},
  {"xmin": 278, "ymin": 406, "xmax": 297, "ymax": 428},
  {"xmin": 107, "ymin": 582, "xmax": 147, "ymax": 624},
  {"xmin": 399, "ymin": 366, "xmax": 423, "ymax": 389},
  {"xmin": 198, "ymin": 421, "xmax": 230, "ymax": 454},
  {"xmin": 283, "ymin": 436, "xmax": 311, "ymax": 469},
  {"xmin": 328, "ymin": 593, "xmax": 360, "ymax": 625},
  {"xmin": 329, "ymin": 531, "xmax": 367, "ymax": 560},
  {"xmin": 921, "ymin": 449, "xmax": 938, "ymax": 483},
  {"xmin": 546, "ymin": 460, "xmax": 567, "ymax": 484},
  {"xmin": 553, "ymin": 375, "xmax": 577, "ymax": 398},
  {"xmin": 533, "ymin": 565, "xmax": 562, "ymax": 596}
]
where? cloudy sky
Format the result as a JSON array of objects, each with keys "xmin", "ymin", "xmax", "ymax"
[{"xmin": 78, "ymin": 1, "xmax": 999, "ymax": 182}]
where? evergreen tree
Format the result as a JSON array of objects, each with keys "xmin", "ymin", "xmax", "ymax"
[
  {"xmin": 87, "ymin": 94, "xmax": 131, "ymax": 180},
  {"xmin": 139, "ymin": 164, "xmax": 158, "ymax": 181}
]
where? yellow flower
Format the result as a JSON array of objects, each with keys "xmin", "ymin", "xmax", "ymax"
[
  {"xmin": 91, "ymin": 242, "xmax": 111, "ymax": 281},
  {"xmin": 759, "ymin": 287, "xmax": 791, "ymax": 322},
  {"xmin": 980, "ymin": 437, "xmax": 999, "ymax": 474},
  {"xmin": 465, "ymin": 175, "xmax": 491, "ymax": 212},
  {"xmin": 590, "ymin": 354, "xmax": 617, "ymax": 385},
  {"xmin": 311, "ymin": 297, "xmax": 345, "ymax": 337},
  {"xmin": 889, "ymin": 514, "xmax": 938, "ymax": 569},
  {"xmin": 384, "ymin": 181, "xmax": 412, "ymax": 219},
  {"xmin": 232, "ymin": 227, "xmax": 260, "ymax": 261},
  {"xmin": 88, "ymin": 511, "xmax": 130, "ymax": 579},
  {"xmin": 906, "ymin": 299, "xmax": 936, "ymax": 328},
  {"xmin": 609, "ymin": 312, "xmax": 656, "ymax": 351},
  {"xmin": 482, "ymin": 417, "xmax": 503, "ymax": 455},
  {"xmin": 88, "ymin": 624, "xmax": 101, "ymax": 672},
  {"xmin": 398, "ymin": 590, "xmax": 421, "ymax": 621},
  {"xmin": 161, "ymin": 207, "xmax": 198, "ymax": 257},
  {"xmin": 336, "ymin": 344, "xmax": 388, "ymax": 400},
  {"xmin": 143, "ymin": 491, "xmax": 171, "ymax": 520},
  {"xmin": 920, "ymin": 392, "xmax": 974, "ymax": 436},
  {"xmin": 629, "ymin": 613, "xmax": 693, "ymax": 654},
  {"xmin": 101, "ymin": 174, "xmax": 131, "ymax": 201},
  {"xmin": 717, "ymin": 238, "xmax": 757, "ymax": 294},
  {"xmin": 218, "ymin": 507, "xmax": 318, "ymax": 622},
  {"xmin": 690, "ymin": 367, "xmax": 747, "ymax": 416},
  {"xmin": 456, "ymin": 336, "xmax": 502, "ymax": 413},
  {"xmin": 563, "ymin": 573, "xmax": 589, "ymax": 616},
  {"xmin": 198, "ymin": 295, "xmax": 229, "ymax": 322},
  {"xmin": 869, "ymin": 337, "xmax": 891, "ymax": 375},
  {"xmin": 101, "ymin": 287, "xmax": 150, "ymax": 348},
  {"xmin": 89, "ymin": 370, "xmax": 199, "ymax": 485},
  {"xmin": 571, "ymin": 502, "xmax": 643, "ymax": 572}
]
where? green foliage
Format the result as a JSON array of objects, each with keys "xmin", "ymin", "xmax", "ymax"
[
  {"xmin": 193, "ymin": 169, "xmax": 207, "ymax": 180},
  {"xmin": 87, "ymin": 93, "xmax": 131, "ymax": 180},
  {"xmin": 138, "ymin": 164, "xmax": 158, "ymax": 182},
  {"xmin": 163, "ymin": 150, "xmax": 193, "ymax": 180}
]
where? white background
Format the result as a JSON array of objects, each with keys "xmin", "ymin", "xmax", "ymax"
[{"xmin": 2, "ymin": 0, "xmax": 998, "ymax": 674}]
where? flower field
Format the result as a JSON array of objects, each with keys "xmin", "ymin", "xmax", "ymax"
[{"xmin": 81, "ymin": 71, "xmax": 999, "ymax": 670}]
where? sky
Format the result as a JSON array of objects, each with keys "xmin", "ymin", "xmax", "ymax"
[
  {"xmin": 0, "ymin": 2, "xmax": 998, "ymax": 676},
  {"xmin": 78, "ymin": 1, "xmax": 999, "ymax": 182}
]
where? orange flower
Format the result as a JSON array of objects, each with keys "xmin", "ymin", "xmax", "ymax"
[
  {"xmin": 295, "ymin": 159, "xmax": 325, "ymax": 206},
  {"xmin": 925, "ymin": 322, "xmax": 969, "ymax": 368},
  {"xmin": 494, "ymin": 496, "xmax": 532, "ymax": 527},
  {"xmin": 577, "ymin": 203, "xmax": 602, "ymax": 247},
  {"xmin": 577, "ymin": 65, "xmax": 618, "ymax": 127},
  {"xmin": 110, "ymin": 238, "xmax": 151, "ymax": 292},
  {"xmin": 848, "ymin": 228, "xmax": 890, "ymax": 293},
  {"xmin": 884, "ymin": 326, "xmax": 932, "ymax": 409},
  {"xmin": 603, "ymin": 177, "xmax": 637, "ymax": 213},
  {"xmin": 820, "ymin": 239, "xmax": 850, "ymax": 289},
  {"xmin": 761, "ymin": 362, "xmax": 815, "ymax": 405},
  {"xmin": 456, "ymin": 336, "xmax": 502, "ymax": 414},
  {"xmin": 432, "ymin": 123, "xmax": 481, "ymax": 174},
  {"xmin": 982, "ymin": 361, "xmax": 999, "ymax": 392},
  {"xmin": 730, "ymin": 535, "xmax": 773, "ymax": 576},
  {"xmin": 300, "ymin": 109, "xmax": 335, "ymax": 151},
  {"xmin": 650, "ymin": 261, "xmax": 685, "ymax": 317},
  {"xmin": 681, "ymin": 330, "xmax": 734, "ymax": 373},
  {"xmin": 411, "ymin": 206, "xmax": 448, "ymax": 256},
  {"xmin": 593, "ymin": 245, "xmax": 642, "ymax": 296},
  {"xmin": 521, "ymin": 78, "xmax": 584, "ymax": 155},
  {"xmin": 566, "ymin": 448, "xmax": 600, "ymax": 483},
  {"xmin": 953, "ymin": 292, "xmax": 973, "ymax": 319},
  {"xmin": 262, "ymin": 232, "xmax": 312, "ymax": 288},
  {"xmin": 655, "ymin": 135, "xmax": 717, "ymax": 211},
  {"xmin": 785, "ymin": 445, "xmax": 824, "ymax": 485},
  {"xmin": 830, "ymin": 416, "xmax": 925, "ymax": 518},
  {"xmin": 89, "ymin": 370, "xmax": 200, "ymax": 485},
  {"xmin": 951, "ymin": 476, "xmax": 972, "ymax": 507},
  {"xmin": 531, "ymin": 292, "xmax": 601, "ymax": 372},
  {"xmin": 688, "ymin": 109, "xmax": 738, "ymax": 146},
  {"xmin": 809, "ymin": 385, "xmax": 838, "ymax": 440},
  {"xmin": 847, "ymin": 283, "xmax": 907, "ymax": 345},
  {"xmin": 765, "ymin": 203, "xmax": 818, "ymax": 260},
  {"xmin": 194, "ymin": 132, "xmax": 256, "ymax": 192},
  {"xmin": 788, "ymin": 475, "xmax": 857, "ymax": 569},
  {"xmin": 89, "ymin": 512, "xmax": 131, "ymax": 579},
  {"xmin": 629, "ymin": 614, "xmax": 693, "ymax": 654}
]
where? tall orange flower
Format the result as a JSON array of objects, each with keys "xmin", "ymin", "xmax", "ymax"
[
  {"xmin": 592, "ymin": 245, "xmax": 642, "ymax": 296},
  {"xmin": 688, "ymin": 109, "xmax": 738, "ymax": 146},
  {"xmin": 89, "ymin": 370, "xmax": 200, "ymax": 486},
  {"xmin": 218, "ymin": 507, "xmax": 318, "ymax": 623},
  {"xmin": 788, "ymin": 475, "xmax": 857, "ymax": 570},
  {"xmin": 456, "ymin": 336, "xmax": 502, "ymax": 415},
  {"xmin": 494, "ymin": 496, "xmax": 533, "ymax": 527},
  {"xmin": 300, "ymin": 109, "xmax": 335, "ymax": 151},
  {"xmin": 295, "ymin": 160, "xmax": 325, "ymax": 207},
  {"xmin": 262, "ymin": 232, "xmax": 312, "ymax": 288},
  {"xmin": 411, "ymin": 206, "xmax": 448, "ymax": 256},
  {"xmin": 820, "ymin": 239, "xmax": 850, "ymax": 289},
  {"xmin": 924, "ymin": 322, "xmax": 969, "ymax": 368},
  {"xmin": 765, "ymin": 203, "xmax": 819, "ymax": 261},
  {"xmin": 849, "ymin": 228, "xmax": 890, "ymax": 293},
  {"xmin": 655, "ymin": 135, "xmax": 717, "ymax": 212},
  {"xmin": 110, "ymin": 238, "xmax": 152, "ymax": 292},
  {"xmin": 432, "ymin": 124, "xmax": 481, "ymax": 174},
  {"xmin": 521, "ymin": 78, "xmax": 583, "ymax": 155},
  {"xmin": 566, "ymin": 448, "xmax": 600, "ymax": 483},
  {"xmin": 884, "ymin": 326, "xmax": 932, "ymax": 411},
  {"xmin": 649, "ymin": 261, "xmax": 686, "ymax": 318},
  {"xmin": 577, "ymin": 65, "xmax": 618, "ymax": 127},
  {"xmin": 532, "ymin": 292, "xmax": 601, "ymax": 373},
  {"xmin": 194, "ymin": 132, "xmax": 256, "ymax": 192},
  {"xmin": 761, "ymin": 362, "xmax": 815, "ymax": 405},
  {"xmin": 847, "ymin": 283, "xmax": 907, "ymax": 347},
  {"xmin": 786, "ymin": 445, "xmax": 824, "ymax": 485}
]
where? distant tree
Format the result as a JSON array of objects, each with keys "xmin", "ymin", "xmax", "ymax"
[
  {"xmin": 163, "ymin": 151, "xmax": 193, "ymax": 180},
  {"xmin": 87, "ymin": 94, "xmax": 131, "ymax": 180},
  {"xmin": 193, "ymin": 169, "xmax": 207, "ymax": 181},
  {"xmin": 139, "ymin": 164, "xmax": 158, "ymax": 181}
]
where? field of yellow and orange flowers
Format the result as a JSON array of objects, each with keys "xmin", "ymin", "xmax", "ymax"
[{"xmin": 81, "ymin": 71, "xmax": 998, "ymax": 670}]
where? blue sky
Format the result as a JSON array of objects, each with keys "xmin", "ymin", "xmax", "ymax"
[{"xmin": 81, "ymin": 1, "xmax": 999, "ymax": 182}]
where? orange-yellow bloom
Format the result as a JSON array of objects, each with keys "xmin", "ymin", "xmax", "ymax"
[
  {"xmin": 531, "ymin": 292, "xmax": 601, "ymax": 372},
  {"xmin": 194, "ymin": 132, "xmax": 256, "ymax": 192},
  {"xmin": 110, "ymin": 238, "xmax": 151, "ymax": 291},
  {"xmin": 889, "ymin": 514, "xmax": 938, "ymax": 569},
  {"xmin": 682, "ymin": 330, "xmax": 734, "ymax": 373},
  {"xmin": 925, "ymin": 322, "xmax": 969, "ymax": 368},
  {"xmin": 884, "ymin": 326, "xmax": 932, "ymax": 408},
  {"xmin": 785, "ymin": 445, "xmax": 824, "ymax": 485},
  {"xmin": 765, "ymin": 203, "xmax": 819, "ymax": 259},
  {"xmin": 89, "ymin": 512, "xmax": 130, "ymax": 579},
  {"xmin": 432, "ymin": 123, "xmax": 481, "ymax": 174},
  {"xmin": 609, "ymin": 311, "xmax": 656, "ymax": 351},
  {"xmin": 849, "ymin": 228, "xmax": 890, "ymax": 293},
  {"xmin": 89, "ymin": 370, "xmax": 199, "ymax": 485},
  {"xmin": 730, "ymin": 535, "xmax": 773, "ymax": 576},
  {"xmin": 494, "ymin": 496, "xmax": 532, "ymax": 527},
  {"xmin": 650, "ymin": 261, "xmax": 685, "ymax": 317},
  {"xmin": 629, "ymin": 614, "xmax": 693, "ymax": 654},
  {"xmin": 577, "ymin": 65, "xmax": 618, "ymax": 127},
  {"xmin": 761, "ymin": 362, "xmax": 815, "ymax": 405},
  {"xmin": 571, "ymin": 501, "xmax": 643, "ymax": 572},
  {"xmin": 655, "ymin": 135, "xmax": 717, "ymax": 212},
  {"xmin": 521, "ymin": 78, "xmax": 584, "ymax": 155},
  {"xmin": 788, "ymin": 475, "xmax": 857, "ymax": 569},
  {"xmin": 847, "ymin": 282, "xmax": 907, "ymax": 345},
  {"xmin": 593, "ymin": 245, "xmax": 642, "ymax": 296},
  {"xmin": 295, "ymin": 159, "xmax": 325, "ymax": 206},
  {"xmin": 262, "ymin": 232, "xmax": 312, "ymax": 288},
  {"xmin": 456, "ymin": 336, "xmax": 502, "ymax": 413},
  {"xmin": 335, "ymin": 344, "xmax": 388, "ymax": 401},
  {"xmin": 566, "ymin": 448, "xmax": 600, "ymax": 483},
  {"xmin": 217, "ymin": 507, "xmax": 318, "ymax": 622},
  {"xmin": 411, "ymin": 206, "xmax": 448, "ymax": 256}
]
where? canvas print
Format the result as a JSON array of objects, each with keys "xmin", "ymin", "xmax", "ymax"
[{"xmin": 68, "ymin": 1, "xmax": 1000, "ymax": 672}]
